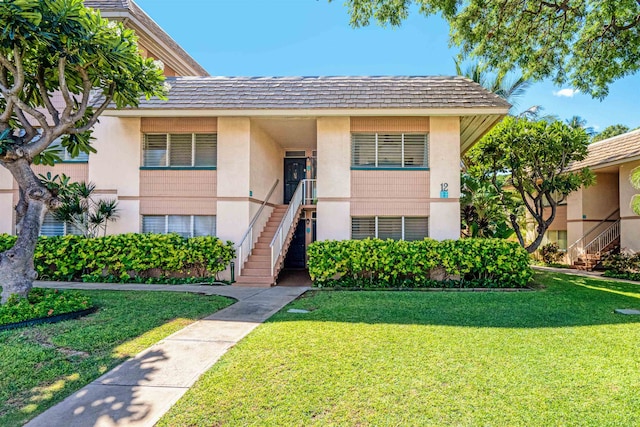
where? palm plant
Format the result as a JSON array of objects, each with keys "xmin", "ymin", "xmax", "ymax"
[{"xmin": 54, "ymin": 181, "xmax": 120, "ymax": 237}]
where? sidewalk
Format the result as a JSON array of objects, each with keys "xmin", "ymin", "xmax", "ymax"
[
  {"xmin": 26, "ymin": 283, "xmax": 309, "ymax": 427},
  {"xmin": 533, "ymin": 265, "xmax": 640, "ymax": 285}
]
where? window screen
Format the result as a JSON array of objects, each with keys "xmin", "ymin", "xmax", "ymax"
[
  {"xmin": 41, "ymin": 213, "xmax": 65, "ymax": 236},
  {"xmin": 351, "ymin": 216, "xmax": 429, "ymax": 240},
  {"xmin": 404, "ymin": 217, "xmax": 429, "ymax": 241},
  {"xmin": 377, "ymin": 134, "xmax": 402, "ymax": 167},
  {"xmin": 168, "ymin": 215, "xmax": 191, "ymax": 238},
  {"xmin": 142, "ymin": 215, "xmax": 166, "ymax": 234},
  {"xmin": 403, "ymin": 134, "xmax": 428, "ymax": 167},
  {"xmin": 351, "ymin": 133, "xmax": 428, "ymax": 168},
  {"xmin": 351, "ymin": 134, "xmax": 377, "ymax": 167},
  {"xmin": 195, "ymin": 134, "xmax": 217, "ymax": 167},
  {"xmin": 194, "ymin": 216, "xmax": 216, "ymax": 237},
  {"xmin": 378, "ymin": 217, "xmax": 403, "ymax": 240},
  {"xmin": 143, "ymin": 133, "xmax": 217, "ymax": 167},
  {"xmin": 352, "ymin": 217, "xmax": 376, "ymax": 240},
  {"xmin": 169, "ymin": 134, "xmax": 193, "ymax": 167},
  {"xmin": 143, "ymin": 135, "xmax": 168, "ymax": 167}
]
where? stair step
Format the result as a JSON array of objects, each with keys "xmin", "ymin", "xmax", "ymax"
[
  {"xmin": 234, "ymin": 276, "xmax": 274, "ymax": 286},
  {"xmin": 251, "ymin": 248, "xmax": 270, "ymax": 256},
  {"xmin": 244, "ymin": 261, "xmax": 270, "ymax": 270},
  {"xmin": 241, "ymin": 268, "xmax": 272, "ymax": 277},
  {"xmin": 247, "ymin": 255, "xmax": 270, "ymax": 263}
]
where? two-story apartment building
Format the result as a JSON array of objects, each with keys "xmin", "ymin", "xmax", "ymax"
[{"xmin": 0, "ymin": 1, "xmax": 510, "ymax": 285}]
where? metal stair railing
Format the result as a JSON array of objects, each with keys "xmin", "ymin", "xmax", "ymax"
[
  {"xmin": 236, "ymin": 179, "xmax": 279, "ymax": 276},
  {"xmin": 269, "ymin": 179, "xmax": 309, "ymax": 277},
  {"xmin": 583, "ymin": 219, "xmax": 621, "ymax": 258},
  {"xmin": 566, "ymin": 208, "xmax": 620, "ymax": 264}
]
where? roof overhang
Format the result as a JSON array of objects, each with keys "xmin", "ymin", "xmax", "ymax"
[
  {"xmin": 104, "ymin": 107, "xmax": 508, "ymax": 149},
  {"xmin": 98, "ymin": 8, "xmax": 209, "ymax": 77}
]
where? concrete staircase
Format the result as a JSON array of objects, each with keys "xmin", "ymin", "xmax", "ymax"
[
  {"xmin": 572, "ymin": 237, "xmax": 620, "ymax": 270},
  {"xmin": 234, "ymin": 205, "xmax": 289, "ymax": 287}
]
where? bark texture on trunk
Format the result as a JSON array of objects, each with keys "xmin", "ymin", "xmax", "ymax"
[{"xmin": 0, "ymin": 158, "xmax": 54, "ymax": 303}]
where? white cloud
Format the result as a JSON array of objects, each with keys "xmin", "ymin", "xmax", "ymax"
[{"xmin": 553, "ymin": 88, "xmax": 580, "ymax": 98}]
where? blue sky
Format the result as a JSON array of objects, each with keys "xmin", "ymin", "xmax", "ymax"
[{"xmin": 135, "ymin": 0, "xmax": 639, "ymax": 132}]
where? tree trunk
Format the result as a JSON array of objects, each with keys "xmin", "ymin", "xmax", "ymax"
[{"xmin": 0, "ymin": 158, "xmax": 54, "ymax": 303}]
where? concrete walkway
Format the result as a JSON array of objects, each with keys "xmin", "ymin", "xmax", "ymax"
[
  {"xmin": 533, "ymin": 265, "xmax": 640, "ymax": 285},
  {"xmin": 26, "ymin": 283, "xmax": 309, "ymax": 427}
]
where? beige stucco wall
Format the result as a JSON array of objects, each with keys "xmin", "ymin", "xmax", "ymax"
[
  {"xmin": 429, "ymin": 116, "xmax": 461, "ymax": 240},
  {"xmin": 108, "ymin": 200, "xmax": 140, "ymax": 234},
  {"xmin": 216, "ymin": 117, "xmax": 251, "ymax": 244},
  {"xmin": 90, "ymin": 117, "xmax": 141, "ymax": 198},
  {"xmin": 582, "ymin": 173, "xmax": 619, "ymax": 220},
  {"xmin": 0, "ymin": 194, "xmax": 13, "ymax": 234},
  {"xmin": 250, "ymin": 121, "xmax": 284, "ymax": 203},
  {"xmin": 567, "ymin": 172, "xmax": 620, "ymax": 246},
  {"xmin": 0, "ymin": 167, "xmax": 14, "ymax": 234},
  {"xmin": 316, "ymin": 117, "xmax": 351, "ymax": 240},
  {"xmin": 429, "ymin": 202, "xmax": 460, "ymax": 240},
  {"xmin": 316, "ymin": 117, "xmax": 350, "ymax": 199},
  {"xmin": 566, "ymin": 188, "xmax": 584, "ymax": 246},
  {"xmin": 317, "ymin": 201, "xmax": 350, "ymax": 241},
  {"xmin": 620, "ymin": 160, "xmax": 640, "ymax": 251}
]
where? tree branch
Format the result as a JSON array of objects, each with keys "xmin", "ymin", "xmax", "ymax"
[{"xmin": 36, "ymin": 63, "xmax": 60, "ymax": 125}]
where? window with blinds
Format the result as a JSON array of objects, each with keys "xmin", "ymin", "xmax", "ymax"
[
  {"xmin": 40, "ymin": 213, "xmax": 82, "ymax": 236},
  {"xmin": 143, "ymin": 133, "xmax": 217, "ymax": 167},
  {"xmin": 142, "ymin": 215, "xmax": 216, "ymax": 237},
  {"xmin": 351, "ymin": 216, "xmax": 429, "ymax": 240},
  {"xmin": 351, "ymin": 133, "xmax": 428, "ymax": 168},
  {"xmin": 49, "ymin": 137, "xmax": 90, "ymax": 162}
]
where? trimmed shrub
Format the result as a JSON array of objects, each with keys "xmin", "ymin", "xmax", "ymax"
[
  {"xmin": 539, "ymin": 242, "xmax": 563, "ymax": 264},
  {"xmin": 602, "ymin": 252, "xmax": 640, "ymax": 281},
  {"xmin": 0, "ymin": 288, "xmax": 92, "ymax": 326},
  {"xmin": 308, "ymin": 238, "xmax": 532, "ymax": 288},
  {"xmin": 0, "ymin": 233, "xmax": 235, "ymax": 284}
]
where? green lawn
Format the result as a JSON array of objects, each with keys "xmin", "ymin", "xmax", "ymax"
[
  {"xmin": 0, "ymin": 290, "xmax": 233, "ymax": 426},
  {"xmin": 159, "ymin": 272, "xmax": 640, "ymax": 427}
]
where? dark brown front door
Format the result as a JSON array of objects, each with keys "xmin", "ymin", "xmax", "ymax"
[{"xmin": 284, "ymin": 158, "xmax": 306, "ymax": 204}]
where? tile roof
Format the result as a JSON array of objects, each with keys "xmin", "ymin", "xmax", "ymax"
[
  {"xmin": 84, "ymin": 0, "xmax": 209, "ymax": 76},
  {"xmin": 127, "ymin": 76, "xmax": 511, "ymax": 110},
  {"xmin": 568, "ymin": 129, "xmax": 640, "ymax": 171}
]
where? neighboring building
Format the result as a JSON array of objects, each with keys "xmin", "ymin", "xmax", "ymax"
[
  {"xmin": 0, "ymin": 1, "xmax": 510, "ymax": 285},
  {"xmin": 561, "ymin": 129, "xmax": 640, "ymax": 266}
]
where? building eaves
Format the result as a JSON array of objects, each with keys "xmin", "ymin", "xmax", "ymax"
[
  {"xmin": 568, "ymin": 129, "xmax": 640, "ymax": 171},
  {"xmin": 84, "ymin": 0, "xmax": 209, "ymax": 77}
]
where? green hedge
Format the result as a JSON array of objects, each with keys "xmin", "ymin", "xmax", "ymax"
[
  {"xmin": 602, "ymin": 252, "xmax": 640, "ymax": 282},
  {"xmin": 308, "ymin": 238, "xmax": 533, "ymax": 288},
  {"xmin": 0, "ymin": 233, "xmax": 235, "ymax": 284}
]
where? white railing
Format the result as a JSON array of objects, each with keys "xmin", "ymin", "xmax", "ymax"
[
  {"xmin": 236, "ymin": 179, "xmax": 279, "ymax": 276},
  {"xmin": 584, "ymin": 219, "xmax": 620, "ymax": 256},
  {"xmin": 269, "ymin": 179, "xmax": 309, "ymax": 277},
  {"xmin": 566, "ymin": 208, "xmax": 620, "ymax": 264},
  {"xmin": 303, "ymin": 179, "xmax": 317, "ymax": 205},
  {"xmin": 567, "ymin": 219, "xmax": 621, "ymax": 265}
]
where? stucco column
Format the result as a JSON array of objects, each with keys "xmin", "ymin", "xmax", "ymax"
[
  {"xmin": 0, "ymin": 168, "xmax": 14, "ymax": 234},
  {"xmin": 216, "ymin": 117, "xmax": 251, "ymax": 245},
  {"xmin": 620, "ymin": 161, "xmax": 640, "ymax": 251},
  {"xmin": 316, "ymin": 116, "xmax": 351, "ymax": 241},
  {"xmin": 89, "ymin": 116, "xmax": 141, "ymax": 234},
  {"xmin": 428, "ymin": 116, "xmax": 461, "ymax": 240}
]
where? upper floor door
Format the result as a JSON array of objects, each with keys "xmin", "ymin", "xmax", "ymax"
[{"xmin": 284, "ymin": 157, "xmax": 306, "ymax": 204}]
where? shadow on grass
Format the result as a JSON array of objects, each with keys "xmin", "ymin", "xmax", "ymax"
[{"xmin": 272, "ymin": 272, "xmax": 640, "ymax": 329}]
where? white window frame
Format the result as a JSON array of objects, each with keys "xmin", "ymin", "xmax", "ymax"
[
  {"xmin": 351, "ymin": 133, "xmax": 428, "ymax": 169},
  {"xmin": 351, "ymin": 216, "xmax": 429, "ymax": 240},
  {"xmin": 143, "ymin": 133, "xmax": 217, "ymax": 168},
  {"xmin": 142, "ymin": 215, "xmax": 216, "ymax": 238}
]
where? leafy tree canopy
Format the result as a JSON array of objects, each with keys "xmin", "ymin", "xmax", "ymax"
[
  {"xmin": 466, "ymin": 117, "xmax": 595, "ymax": 253},
  {"xmin": 337, "ymin": 0, "xmax": 640, "ymax": 98},
  {"xmin": 591, "ymin": 124, "xmax": 632, "ymax": 142},
  {"xmin": 0, "ymin": 0, "xmax": 166, "ymax": 302}
]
